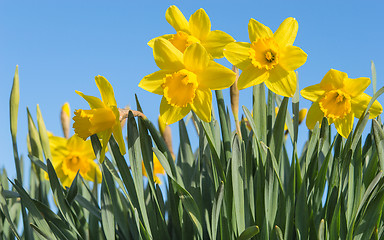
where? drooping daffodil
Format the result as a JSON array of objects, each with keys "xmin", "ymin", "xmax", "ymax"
[
  {"xmin": 73, "ymin": 76, "xmax": 126, "ymax": 162},
  {"xmin": 48, "ymin": 134, "xmax": 102, "ymax": 188},
  {"xmin": 301, "ymin": 69, "xmax": 383, "ymax": 138},
  {"xmin": 224, "ymin": 17, "xmax": 307, "ymax": 97},
  {"xmin": 148, "ymin": 5, "xmax": 234, "ymax": 59},
  {"xmin": 139, "ymin": 39, "xmax": 236, "ymax": 125}
]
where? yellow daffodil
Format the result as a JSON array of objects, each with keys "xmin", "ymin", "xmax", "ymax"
[
  {"xmin": 301, "ymin": 69, "xmax": 383, "ymax": 138},
  {"xmin": 47, "ymin": 134, "xmax": 102, "ymax": 188},
  {"xmin": 148, "ymin": 5, "xmax": 234, "ymax": 59},
  {"xmin": 224, "ymin": 17, "xmax": 307, "ymax": 97},
  {"xmin": 139, "ymin": 39, "xmax": 236, "ymax": 124},
  {"xmin": 73, "ymin": 76, "xmax": 126, "ymax": 162},
  {"xmin": 142, "ymin": 153, "xmax": 165, "ymax": 184}
]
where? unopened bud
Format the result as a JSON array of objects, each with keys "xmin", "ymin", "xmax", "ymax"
[
  {"xmin": 230, "ymin": 66, "xmax": 240, "ymax": 121},
  {"xmin": 298, "ymin": 108, "xmax": 308, "ymax": 125},
  {"xmin": 61, "ymin": 102, "xmax": 70, "ymax": 139}
]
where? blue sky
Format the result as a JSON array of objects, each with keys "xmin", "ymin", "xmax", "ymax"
[{"xmin": 1, "ymin": 1, "xmax": 383, "ymax": 181}]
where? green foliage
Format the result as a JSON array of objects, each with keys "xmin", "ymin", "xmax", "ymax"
[{"xmin": 2, "ymin": 66, "xmax": 384, "ymax": 240}]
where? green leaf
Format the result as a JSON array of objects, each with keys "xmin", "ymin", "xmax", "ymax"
[
  {"xmin": 237, "ymin": 225, "xmax": 259, "ymax": 240},
  {"xmin": 372, "ymin": 119, "xmax": 384, "ymax": 170},
  {"xmin": 252, "ymin": 84, "xmax": 267, "ymax": 142},
  {"xmin": 11, "ymin": 179, "xmax": 56, "ymax": 239},
  {"xmin": 0, "ymin": 185, "xmax": 21, "ymax": 240},
  {"xmin": 101, "ymin": 175, "xmax": 115, "ymax": 240},
  {"xmin": 211, "ymin": 181, "xmax": 224, "ymax": 240},
  {"xmin": 232, "ymin": 135, "xmax": 245, "ymax": 235}
]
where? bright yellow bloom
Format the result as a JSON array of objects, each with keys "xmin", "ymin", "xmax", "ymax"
[
  {"xmin": 224, "ymin": 18, "xmax": 307, "ymax": 97},
  {"xmin": 47, "ymin": 134, "xmax": 101, "ymax": 188},
  {"xmin": 142, "ymin": 153, "xmax": 165, "ymax": 184},
  {"xmin": 148, "ymin": 5, "xmax": 234, "ymax": 59},
  {"xmin": 139, "ymin": 39, "xmax": 236, "ymax": 124},
  {"xmin": 301, "ymin": 69, "xmax": 383, "ymax": 138},
  {"xmin": 73, "ymin": 76, "xmax": 126, "ymax": 162}
]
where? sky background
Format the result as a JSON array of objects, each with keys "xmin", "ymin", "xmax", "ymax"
[{"xmin": 1, "ymin": 1, "xmax": 383, "ymax": 183}]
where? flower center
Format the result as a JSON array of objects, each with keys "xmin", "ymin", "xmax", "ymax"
[
  {"xmin": 62, "ymin": 154, "xmax": 90, "ymax": 177},
  {"xmin": 318, "ymin": 90, "xmax": 351, "ymax": 120},
  {"xmin": 162, "ymin": 69, "xmax": 199, "ymax": 107},
  {"xmin": 249, "ymin": 38, "xmax": 280, "ymax": 70},
  {"xmin": 169, "ymin": 31, "xmax": 200, "ymax": 53},
  {"xmin": 73, "ymin": 108, "xmax": 116, "ymax": 140}
]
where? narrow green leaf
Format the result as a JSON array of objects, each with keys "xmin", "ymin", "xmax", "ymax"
[
  {"xmin": 0, "ymin": 185, "xmax": 21, "ymax": 240},
  {"xmin": 101, "ymin": 176, "xmax": 115, "ymax": 240},
  {"xmin": 372, "ymin": 119, "xmax": 384, "ymax": 170},
  {"xmin": 253, "ymin": 84, "xmax": 266, "ymax": 142},
  {"xmin": 232, "ymin": 135, "xmax": 245, "ymax": 234},
  {"xmin": 371, "ymin": 61, "xmax": 377, "ymax": 94},
  {"xmin": 215, "ymin": 90, "xmax": 231, "ymax": 161},
  {"xmin": 211, "ymin": 181, "xmax": 224, "ymax": 240}
]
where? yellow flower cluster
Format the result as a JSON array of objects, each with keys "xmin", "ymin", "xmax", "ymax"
[{"xmin": 64, "ymin": 5, "xmax": 383, "ymax": 188}]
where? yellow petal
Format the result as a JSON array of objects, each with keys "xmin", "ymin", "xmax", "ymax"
[
  {"xmin": 189, "ymin": 8, "xmax": 211, "ymax": 41},
  {"xmin": 333, "ymin": 112, "xmax": 354, "ymax": 139},
  {"xmin": 248, "ymin": 18, "xmax": 273, "ymax": 43},
  {"xmin": 95, "ymin": 75, "xmax": 117, "ymax": 107},
  {"xmin": 203, "ymin": 30, "xmax": 235, "ymax": 58},
  {"xmin": 147, "ymin": 34, "xmax": 174, "ymax": 48},
  {"xmin": 266, "ymin": 66, "xmax": 296, "ymax": 97},
  {"xmin": 306, "ymin": 102, "xmax": 324, "ymax": 130},
  {"xmin": 351, "ymin": 93, "xmax": 383, "ymax": 119},
  {"xmin": 279, "ymin": 46, "xmax": 307, "ymax": 71},
  {"xmin": 343, "ymin": 77, "xmax": 370, "ymax": 98},
  {"xmin": 83, "ymin": 160, "xmax": 102, "ymax": 184},
  {"xmin": 320, "ymin": 69, "xmax": 347, "ymax": 91},
  {"xmin": 98, "ymin": 130, "xmax": 112, "ymax": 163},
  {"xmin": 139, "ymin": 70, "xmax": 171, "ymax": 95},
  {"xmin": 165, "ymin": 5, "xmax": 189, "ymax": 33},
  {"xmin": 223, "ymin": 42, "xmax": 252, "ymax": 70},
  {"xmin": 198, "ymin": 61, "xmax": 236, "ymax": 90},
  {"xmin": 184, "ymin": 43, "xmax": 210, "ymax": 73},
  {"xmin": 191, "ymin": 88, "xmax": 212, "ymax": 122},
  {"xmin": 237, "ymin": 65, "xmax": 269, "ymax": 90},
  {"xmin": 112, "ymin": 107, "xmax": 126, "ymax": 155},
  {"xmin": 300, "ymin": 84, "xmax": 325, "ymax": 102},
  {"xmin": 153, "ymin": 38, "xmax": 184, "ymax": 71},
  {"xmin": 273, "ymin": 17, "xmax": 298, "ymax": 47},
  {"xmin": 75, "ymin": 91, "xmax": 105, "ymax": 109},
  {"xmin": 160, "ymin": 96, "xmax": 191, "ymax": 125}
]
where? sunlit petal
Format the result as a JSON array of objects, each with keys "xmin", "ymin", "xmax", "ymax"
[
  {"xmin": 279, "ymin": 46, "xmax": 307, "ymax": 71},
  {"xmin": 300, "ymin": 84, "xmax": 326, "ymax": 102},
  {"xmin": 75, "ymin": 91, "xmax": 105, "ymax": 109},
  {"xmin": 266, "ymin": 66, "xmax": 296, "ymax": 97},
  {"xmin": 203, "ymin": 30, "xmax": 235, "ymax": 58},
  {"xmin": 351, "ymin": 93, "xmax": 383, "ymax": 119},
  {"xmin": 184, "ymin": 43, "xmax": 210, "ymax": 73},
  {"xmin": 320, "ymin": 69, "xmax": 347, "ymax": 91},
  {"xmin": 306, "ymin": 102, "xmax": 324, "ymax": 130},
  {"xmin": 153, "ymin": 38, "xmax": 184, "ymax": 70},
  {"xmin": 189, "ymin": 8, "xmax": 211, "ymax": 41},
  {"xmin": 333, "ymin": 112, "xmax": 354, "ymax": 139},
  {"xmin": 160, "ymin": 97, "xmax": 191, "ymax": 125},
  {"xmin": 95, "ymin": 75, "xmax": 117, "ymax": 107},
  {"xmin": 248, "ymin": 18, "xmax": 273, "ymax": 42},
  {"xmin": 343, "ymin": 77, "xmax": 370, "ymax": 98},
  {"xmin": 198, "ymin": 61, "xmax": 236, "ymax": 90},
  {"xmin": 147, "ymin": 34, "xmax": 174, "ymax": 48},
  {"xmin": 237, "ymin": 65, "xmax": 269, "ymax": 90},
  {"xmin": 112, "ymin": 107, "xmax": 126, "ymax": 155},
  {"xmin": 191, "ymin": 88, "xmax": 212, "ymax": 122},
  {"xmin": 165, "ymin": 5, "xmax": 189, "ymax": 33},
  {"xmin": 223, "ymin": 42, "xmax": 252, "ymax": 70},
  {"xmin": 274, "ymin": 17, "xmax": 298, "ymax": 47},
  {"xmin": 139, "ymin": 70, "xmax": 171, "ymax": 95}
]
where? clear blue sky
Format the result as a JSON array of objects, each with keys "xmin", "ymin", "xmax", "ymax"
[{"xmin": 1, "ymin": 1, "xmax": 383, "ymax": 181}]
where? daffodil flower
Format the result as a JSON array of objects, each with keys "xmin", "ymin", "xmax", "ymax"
[
  {"xmin": 148, "ymin": 5, "xmax": 234, "ymax": 59},
  {"xmin": 73, "ymin": 76, "xmax": 126, "ymax": 162},
  {"xmin": 301, "ymin": 69, "xmax": 383, "ymax": 138},
  {"xmin": 48, "ymin": 134, "xmax": 102, "ymax": 188},
  {"xmin": 224, "ymin": 17, "xmax": 307, "ymax": 97},
  {"xmin": 142, "ymin": 153, "xmax": 165, "ymax": 184},
  {"xmin": 139, "ymin": 39, "xmax": 236, "ymax": 125}
]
